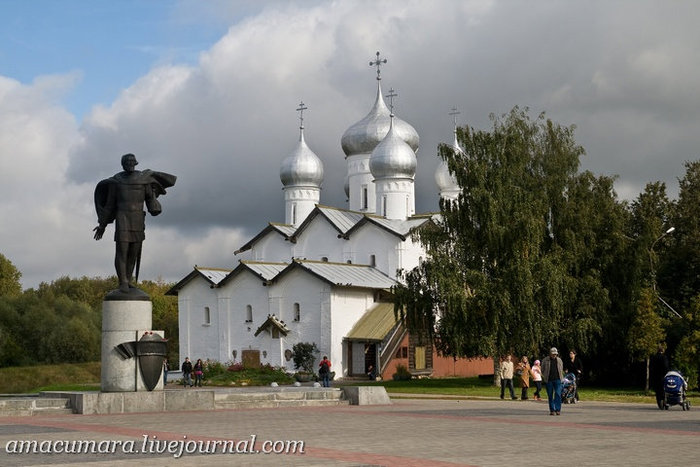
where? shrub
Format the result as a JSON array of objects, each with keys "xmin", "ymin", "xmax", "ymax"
[
  {"xmin": 392, "ymin": 364, "xmax": 412, "ymax": 381},
  {"xmin": 291, "ymin": 342, "xmax": 319, "ymax": 373},
  {"xmin": 203, "ymin": 360, "xmax": 228, "ymax": 379}
]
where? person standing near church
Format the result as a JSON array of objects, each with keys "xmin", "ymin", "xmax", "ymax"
[
  {"xmin": 163, "ymin": 360, "xmax": 169, "ymax": 385},
  {"xmin": 517, "ymin": 356, "xmax": 531, "ymax": 400},
  {"xmin": 181, "ymin": 357, "xmax": 193, "ymax": 388},
  {"xmin": 319, "ymin": 356, "xmax": 332, "ymax": 387},
  {"xmin": 499, "ymin": 355, "xmax": 517, "ymax": 400},
  {"xmin": 531, "ymin": 360, "xmax": 543, "ymax": 401},
  {"xmin": 193, "ymin": 358, "xmax": 204, "ymax": 387},
  {"xmin": 541, "ymin": 347, "xmax": 564, "ymax": 415}
]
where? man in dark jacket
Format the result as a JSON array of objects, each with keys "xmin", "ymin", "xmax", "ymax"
[
  {"xmin": 181, "ymin": 357, "xmax": 193, "ymax": 388},
  {"xmin": 649, "ymin": 346, "xmax": 669, "ymax": 409},
  {"xmin": 564, "ymin": 350, "xmax": 583, "ymax": 401}
]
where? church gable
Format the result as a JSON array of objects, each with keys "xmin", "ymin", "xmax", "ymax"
[
  {"xmin": 291, "ymin": 215, "xmax": 347, "ymax": 263},
  {"xmin": 234, "ymin": 223, "xmax": 296, "ymax": 262},
  {"xmin": 166, "ymin": 266, "xmax": 230, "ymax": 296}
]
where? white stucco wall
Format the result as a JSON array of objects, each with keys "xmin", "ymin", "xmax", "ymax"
[
  {"xmin": 329, "ymin": 288, "xmax": 376, "ymax": 376},
  {"xmin": 268, "ymin": 268, "xmax": 327, "ymax": 372},
  {"xmin": 177, "ymin": 276, "xmax": 221, "ymax": 365},
  {"xmin": 348, "ymin": 224, "xmax": 396, "ymax": 272},
  {"xmin": 217, "ymin": 270, "xmax": 272, "ymax": 365},
  {"xmin": 249, "ymin": 230, "xmax": 294, "ymax": 262},
  {"xmin": 293, "ymin": 217, "xmax": 345, "ymax": 262}
]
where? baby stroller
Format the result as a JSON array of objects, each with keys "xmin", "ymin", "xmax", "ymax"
[
  {"xmin": 663, "ymin": 371, "xmax": 691, "ymax": 411},
  {"xmin": 561, "ymin": 372, "xmax": 577, "ymax": 404}
]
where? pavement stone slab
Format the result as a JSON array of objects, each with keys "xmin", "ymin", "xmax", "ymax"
[{"xmin": 0, "ymin": 398, "xmax": 697, "ymax": 466}]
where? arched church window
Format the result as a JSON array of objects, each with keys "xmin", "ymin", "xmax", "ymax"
[
  {"xmin": 321, "ymin": 256, "xmax": 328, "ymax": 262},
  {"xmin": 293, "ymin": 303, "xmax": 300, "ymax": 322},
  {"xmin": 370, "ymin": 254, "xmax": 376, "ymax": 267},
  {"xmin": 204, "ymin": 306, "xmax": 211, "ymax": 325},
  {"xmin": 291, "ymin": 203, "xmax": 297, "ymax": 225},
  {"xmin": 362, "ymin": 185, "xmax": 368, "ymax": 210},
  {"xmin": 245, "ymin": 305, "xmax": 253, "ymax": 323}
]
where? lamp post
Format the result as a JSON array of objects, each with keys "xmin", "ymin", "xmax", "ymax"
[
  {"xmin": 649, "ymin": 227, "xmax": 675, "ymax": 291},
  {"xmin": 649, "ymin": 227, "xmax": 681, "ymax": 318}
]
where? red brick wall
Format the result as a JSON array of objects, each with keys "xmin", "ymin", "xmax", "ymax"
[{"xmin": 380, "ymin": 334, "xmax": 493, "ymax": 380}]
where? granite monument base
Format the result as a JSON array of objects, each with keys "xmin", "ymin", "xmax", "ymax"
[{"xmin": 101, "ymin": 297, "xmax": 164, "ymax": 392}]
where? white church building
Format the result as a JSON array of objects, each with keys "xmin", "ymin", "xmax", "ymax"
[{"xmin": 167, "ymin": 54, "xmax": 490, "ymax": 379}]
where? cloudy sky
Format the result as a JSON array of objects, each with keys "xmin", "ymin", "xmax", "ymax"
[{"xmin": 1, "ymin": 0, "xmax": 698, "ymax": 289}]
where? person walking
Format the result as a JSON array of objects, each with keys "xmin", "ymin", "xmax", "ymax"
[
  {"xmin": 499, "ymin": 355, "xmax": 517, "ymax": 400},
  {"xmin": 319, "ymin": 356, "xmax": 332, "ymax": 387},
  {"xmin": 649, "ymin": 345, "xmax": 669, "ymax": 409},
  {"xmin": 531, "ymin": 360, "xmax": 543, "ymax": 401},
  {"xmin": 541, "ymin": 347, "xmax": 564, "ymax": 415},
  {"xmin": 564, "ymin": 349, "xmax": 583, "ymax": 401},
  {"xmin": 181, "ymin": 357, "xmax": 193, "ymax": 388},
  {"xmin": 517, "ymin": 356, "xmax": 531, "ymax": 400}
]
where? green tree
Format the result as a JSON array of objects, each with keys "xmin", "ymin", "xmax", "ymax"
[
  {"xmin": 661, "ymin": 161, "xmax": 700, "ymax": 387},
  {"xmin": 628, "ymin": 287, "xmax": 666, "ymax": 391},
  {"xmin": 140, "ymin": 279, "xmax": 179, "ymax": 365},
  {"xmin": 673, "ymin": 295, "xmax": 700, "ymax": 389},
  {"xmin": 394, "ymin": 107, "xmax": 623, "ymax": 366},
  {"xmin": 662, "ymin": 161, "xmax": 700, "ymax": 310},
  {"xmin": 0, "ymin": 253, "xmax": 22, "ymax": 297}
]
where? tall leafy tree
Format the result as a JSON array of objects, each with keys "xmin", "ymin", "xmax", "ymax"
[
  {"xmin": 662, "ymin": 161, "xmax": 700, "ymax": 310},
  {"xmin": 662, "ymin": 161, "xmax": 700, "ymax": 387},
  {"xmin": 628, "ymin": 287, "xmax": 666, "ymax": 390},
  {"xmin": 0, "ymin": 253, "xmax": 22, "ymax": 297},
  {"xmin": 394, "ymin": 107, "xmax": 623, "ymax": 364}
]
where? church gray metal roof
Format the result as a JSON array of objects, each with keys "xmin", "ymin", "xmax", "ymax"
[
  {"xmin": 286, "ymin": 259, "xmax": 396, "ymax": 289},
  {"xmin": 240, "ymin": 261, "xmax": 288, "ymax": 281},
  {"xmin": 165, "ymin": 266, "xmax": 232, "ymax": 295}
]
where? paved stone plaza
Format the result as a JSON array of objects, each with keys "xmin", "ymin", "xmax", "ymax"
[{"xmin": 1, "ymin": 397, "xmax": 698, "ymax": 466}]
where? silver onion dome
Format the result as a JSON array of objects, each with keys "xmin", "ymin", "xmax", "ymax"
[
  {"xmin": 280, "ymin": 131, "xmax": 324, "ymax": 187},
  {"xmin": 369, "ymin": 120, "xmax": 417, "ymax": 179},
  {"xmin": 341, "ymin": 81, "xmax": 419, "ymax": 156},
  {"xmin": 435, "ymin": 133, "xmax": 461, "ymax": 191}
]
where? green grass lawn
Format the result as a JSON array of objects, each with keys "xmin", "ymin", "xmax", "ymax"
[
  {"xmin": 339, "ymin": 376, "xmax": 700, "ymax": 404},
  {"xmin": 0, "ymin": 362, "xmax": 100, "ymax": 394}
]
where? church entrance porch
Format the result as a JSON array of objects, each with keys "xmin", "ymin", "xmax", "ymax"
[{"xmin": 347, "ymin": 341, "xmax": 378, "ymax": 377}]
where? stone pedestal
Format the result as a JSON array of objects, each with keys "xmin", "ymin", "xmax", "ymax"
[{"xmin": 101, "ymin": 299, "xmax": 161, "ymax": 392}]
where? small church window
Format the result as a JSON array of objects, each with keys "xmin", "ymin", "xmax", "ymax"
[
  {"xmin": 382, "ymin": 195, "xmax": 387, "ymax": 216},
  {"xmin": 245, "ymin": 305, "xmax": 253, "ymax": 323},
  {"xmin": 291, "ymin": 203, "xmax": 296, "ymax": 225},
  {"xmin": 321, "ymin": 256, "xmax": 328, "ymax": 262},
  {"xmin": 293, "ymin": 303, "xmax": 301, "ymax": 322},
  {"xmin": 204, "ymin": 306, "xmax": 211, "ymax": 325},
  {"xmin": 271, "ymin": 328, "xmax": 280, "ymax": 339},
  {"xmin": 361, "ymin": 185, "xmax": 368, "ymax": 210},
  {"xmin": 370, "ymin": 254, "xmax": 376, "ymax": 267}
]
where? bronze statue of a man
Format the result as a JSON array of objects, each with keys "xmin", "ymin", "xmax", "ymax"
[{"xmin": 93, "ymin": 154, "xmax": 176, "ymax": 293}]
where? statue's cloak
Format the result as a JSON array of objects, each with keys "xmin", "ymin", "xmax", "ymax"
[{"xmin": 94, "ymin": 170, "xmax": 177, "ymax": 228}]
